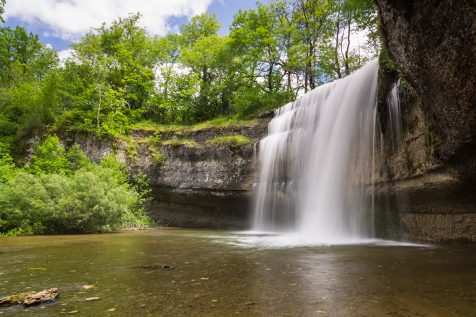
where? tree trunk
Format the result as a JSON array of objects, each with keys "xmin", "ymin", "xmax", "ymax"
[
  {"xmin": 334, "ymin": 11, "xmax": 342, "ymax": 79},
  {"xmin": 344, "ymin": 13, "xmax": 352, "ymax": 76},
  {"xmin": 268, "ymin": 62, "xmax": 274, "ymax": 92}
]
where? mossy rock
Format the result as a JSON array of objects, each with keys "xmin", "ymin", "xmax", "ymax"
[
  {"xmin": 0, "ymin": 292, "xmax": 35, "ymax": 306},
  {"xmin": 0, "ymin": 288, "xmax": 60, "ymax": 307}
]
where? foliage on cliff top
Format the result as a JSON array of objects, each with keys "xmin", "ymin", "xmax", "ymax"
[
  {"xmin": 127, "ymin": 117, "xmax": 259, "ymax": 135},
  {"xmin": 161, "ymin": 138, "xmax": 197, "ymax": 146},
  {"xmin": 208, "ymin": 135, "xmax": 251, "ymax": 145}
]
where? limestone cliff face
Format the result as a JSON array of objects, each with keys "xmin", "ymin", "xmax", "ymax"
[
  {"xmin": 375, "ymin": 0, "xmax": 476, "ymax": 162},
  {"xmin": 375, "ymin": 0, "xmax": 476, "ymax": 243},
  {"xmin": 74, "ymin": 120, "xmax": 268, "ymax": 229}
]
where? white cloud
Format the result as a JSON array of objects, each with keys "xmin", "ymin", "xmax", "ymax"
[
  {"xmin": 58, "ymin": 49, "xmax": 74, "ymax": 62},
  {"xmin": 5, "ymin": 0, "xmax": 214, "ymax": 40}
]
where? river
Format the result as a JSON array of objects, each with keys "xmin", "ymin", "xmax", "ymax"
[{"xmin": 0, "ymin": 230, "xmax": 475, "ymax": 316}]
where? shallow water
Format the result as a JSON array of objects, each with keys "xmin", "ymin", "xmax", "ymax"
[{"xmin": 0, "ymin": 230, "xmax": 475, "ymax": 316}]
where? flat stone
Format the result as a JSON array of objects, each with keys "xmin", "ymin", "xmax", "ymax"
[
  {"xmin": 0, "ymin": 292, "xmax": 35, "ymax": 306},
  {"xmin": 23, "ymin": 288, "xmax": 60, "ymax": 306},
  {"xmin": 0, "ymin": 288, "xmax": 60, "ymax": 307}
]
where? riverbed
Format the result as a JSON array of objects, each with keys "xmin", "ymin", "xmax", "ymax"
[{"xmin": 0, "ymin": 230, "xmax": 475, "ymax": 316}]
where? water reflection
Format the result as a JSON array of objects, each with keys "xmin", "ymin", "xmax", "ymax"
[{"xmin": 0, "ymin": 230, "xmax": 475, "ymax": 317}]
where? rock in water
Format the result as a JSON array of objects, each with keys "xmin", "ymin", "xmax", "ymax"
[
  {"xmin": 23, "ymin": 288, "xmax": 60, "ymax": 306},
  {"xmin": 0, "ymin": 292, "xmax": 35, "ymax": 306},
  {"xmin": 133, "ymin": 264, "xmax": 175, "ymax": 270}
]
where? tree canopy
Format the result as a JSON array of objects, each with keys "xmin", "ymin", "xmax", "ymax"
[{"xmin": 0, "ymin": 0, "xmax": 379, "ymax": 156}]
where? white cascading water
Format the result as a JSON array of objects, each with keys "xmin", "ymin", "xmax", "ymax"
[
  {"xmin": 253, "ymin": 60, "xmax": 379, "ymax": 244},
  {"xmin": 386, "ymin": 80, "xmax": 402, "ymax": 149}
]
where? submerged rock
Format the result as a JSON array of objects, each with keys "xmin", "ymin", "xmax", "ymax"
[
  {"xmin": 0, "ymin": 288, "xmax": 60, "ymax": 307},
  {"xmin": 134, "ymin": 264, "xmax": 175, "ymax": 270},
  {"xmin": 23, "ymin": 288, "xmax": 60, "ymax": 306},
  {"xmin": 0, "ymin": 291, "xmax": 35, "ymax": 306}
]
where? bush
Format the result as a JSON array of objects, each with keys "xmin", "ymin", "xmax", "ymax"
[
  {"xmin": 0, "ymin": 151, "xmax": 15, "ymax": 183},
  {"xmin": 0, "ymin": 165, "xmax": 150, "ymax": 235},
  {"xmin": 0, "ymin": 137, "xmax": 151, "ymax": 236},
  {"xmin": 28, "ymin": 135, "xmax": 69, "ymax": 175}
]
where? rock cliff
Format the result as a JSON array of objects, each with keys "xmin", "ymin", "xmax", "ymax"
[
  {"xmin": 376, "ymin": 0, "xmax": 476, "ymax": 161},
  {"xmin": 375, "ymin": 0, "xmax": 476, "ymax": 242},
  {"xmin": 74, "ymin": 120, "xmax": 269, "ymax": 229}
]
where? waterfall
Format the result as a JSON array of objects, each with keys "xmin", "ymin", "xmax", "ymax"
[
  {"xmin": 386, "ymin": 81, "xmax": 402, "ymax": 150},
  {"xmin": 253, "ymin": 60, "xmax": 379, "ymax": 244}
]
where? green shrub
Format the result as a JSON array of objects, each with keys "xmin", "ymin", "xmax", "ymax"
[
  {"xmin": 28, "ymin": 136, "xmax": 69, "ymax": 175},
  {"xmin": 67, "ymin": 144, "xmax": 93, "ymax": 171},
  {"xmin": 0, "ymin": 164, "xmax": 150, "ymax": 235},
  {"xmin": 0, "ymin": 151, "xmax": 15, "ymax": 183},
  {"xmin": 0, "ymin": 137, "xmax": 151, "ymax": 236}
]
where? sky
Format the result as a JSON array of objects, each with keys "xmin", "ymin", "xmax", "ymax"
[{"xmin": 3, "ymin": 0, "xmax": 264, "ymax": 53}]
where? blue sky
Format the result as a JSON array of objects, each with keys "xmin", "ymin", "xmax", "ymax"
[{"xmin": 4, "ymin": 0, "xmax": 264, "ymax": 51}]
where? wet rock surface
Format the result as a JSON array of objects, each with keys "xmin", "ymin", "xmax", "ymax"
[
  {"xmin": 400, "ymin": 213, "xmax": 476, "ymax": 243},
  {"xmin": 375, "ymin": 0, "xmax": 476, "ymax": 243},
  {"xmin": 148, "ymin": 187, "xmax": 252, "ymax": 229},
  {"xmin": 373, "ymin": 169, "xmax": 476, "ymax": 242},
  {"xmin": 0, "ymin": 292, "xmax": 35, "ymax": 306},
  {"xmin": 23, "ymin": 288, "xmax": 60, "ymax": 306},
  {"xmin": 376, "ymin": 0, "xmax": 476, "ymax": 161},
  {"xmin": 0, "ymin": 288, "xmax": 60, "ymax": 307}
]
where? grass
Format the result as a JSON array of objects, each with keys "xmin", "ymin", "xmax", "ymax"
[
  {"xmin": 116, "ymin": 118, "xmax": 254, "ymax": 161},
  {"xmin": 161, "ymin": 138, "xmax": 196, "ymax": 146},
  {"xmin": 208, "ymin": 135, "xmax": 251, "ymax": 145},
  {"xmin": 127, "ymin": 116, "xmax": 258, "ymax": 135},
  {"xmin": 190, "ymin": 117, "xmax": 258, "ymax": 130}
]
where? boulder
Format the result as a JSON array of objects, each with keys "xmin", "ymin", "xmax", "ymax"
[{"xmin": 0, "ymin": 288, "xmax": 60, "ymax": 307}]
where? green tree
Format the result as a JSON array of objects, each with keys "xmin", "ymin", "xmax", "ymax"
[
  {"xmin": 28, "ymin": 136, "xmax": 69, "ymax": 175},
  {"xmin": 181, "ymin": 34, "xmax": 230, "ymax": 120},
  {"xmin": 98, "ymin": 13, "xmax": 157, "ymax": 109},
  {"xmin": 146, "ymin": 33, "xmax": 191, "ymax": 123},
  {"xmin": 0, "ymin": 26, "xmax": 59, "ymax": 154},
  {"xmin": 0, "ymin": 151, "xmax": 15, "ymax": 183},
  {"xmin": 181, "ymin": 13, "xmax": 221, "ymax": 45},
  {"xmin": 66, "ymin": 14, "xmax": 158, "ymax": 133},
  {"xmin": 0, "ymin": 0, "xmax": 5, "ymax": 23},
  {"xmin": 67, "ymin": 144, "xmax": 93, "ymax": 171},
  {"xmin": 71, "ymin": 33, "xmax": 114, "ymax": 133},
  {"xmin": 0, "ymin": 26, "xmax": 58, "ymax": 86},
  {"xmin": 229, "ymin": 3, "xmax": 295, "ymax": 115},
  {"xmin": 231, "ymin": 5, "xmax": 280, "ymax": 94},
  {"xmin": 318, "ymin": 0, "xmax": 378, "ymax": 79},
  {"xmin": 178, "ymin": 13, "xmax": 228, "ymax": 121}
]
